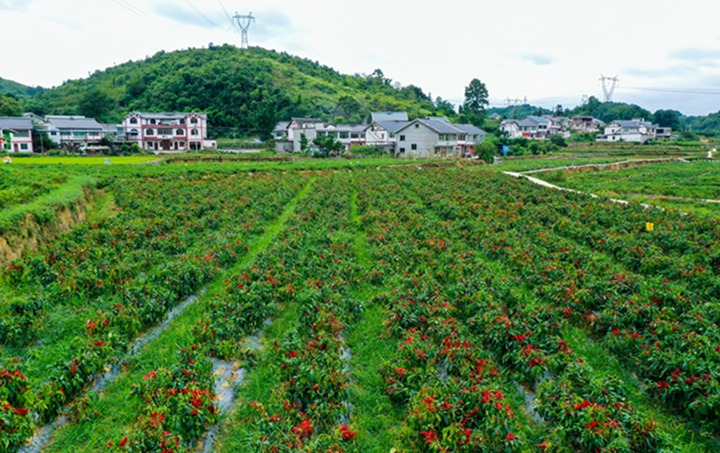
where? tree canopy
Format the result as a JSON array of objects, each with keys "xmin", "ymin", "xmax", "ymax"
[{"xmin": 462, "ymin": 78, "xmax": 489, "ymax": 126}]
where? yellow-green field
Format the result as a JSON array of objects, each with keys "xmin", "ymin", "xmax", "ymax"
[{"xmin": 5, "ymin": 156, "xmax": 159, "ymax": 165}]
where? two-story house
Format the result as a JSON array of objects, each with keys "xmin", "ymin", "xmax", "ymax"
[
  {"xmin": 0, "ymin": 117, "xmax": 34, "ymax": 153},
  {"xmin": 364, "ymin": 112, "xmax": 410, "ymax": 151},
  {"xmin": 570, "ymin": 116, "xmax": 605, "ymax": 133},
  {"xmin": 597, "ymin": 119, "xmax": 658, "ymax": 143},
  {"xmin": 394, "ymin": 118, "xmax": 486, "ymax": 158},
  {"xmin": 123, "ymin": 112, "xmax": 215, "ymax": 151},
  {"xmin": 38, "ymin": 116, "xmax": 105, "ymax": 148}
]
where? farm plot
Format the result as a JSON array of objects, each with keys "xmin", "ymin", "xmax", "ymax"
[
  {"xmin": 558, "ymin": 160, "xmax": 720, "ymax": 217},
  {"xmin": 0, "ymin": 170, "xmax": 310, "ymax": 451},
  {"xmin": 1, "ymin": 164, "xmax": 719, "ymax": 452}
]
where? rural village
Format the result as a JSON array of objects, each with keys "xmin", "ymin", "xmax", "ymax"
[{"xmin": 1, "ymin": 2, "xmax": 720, "ymax": 452}]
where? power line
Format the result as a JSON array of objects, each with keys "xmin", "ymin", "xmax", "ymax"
[
  {"xmin": 622, "ymin": 86, "xmax": 720, "ymax": 96},
  {"xmin": 183, "ymin": 0, "xmax": 221, "ymax": 28},
  {"xmin": 216, "ymin": 0, "xmax": 236, "ymax": 32},
  {"xmin": 108, "ymin": 0, "xmax": 181, "ymax": 32}
]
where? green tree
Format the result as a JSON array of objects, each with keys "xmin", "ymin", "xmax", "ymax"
[
  {"xmin": 32, "ymin": 132, "xmax": 58, "ymax": 153},
  {"xmin": 78, "ymin": 88, "xmax": 114, "ymax": 121},
  {"xmin": 434, "ymin": 97, "xmax": 456, "ymax": 117},
  {"xmin": 300, "ymin": 133, "xmax": 309, "ymax": 152},
  {"xmin": 476, "ymin": 139, "xmax": 497, "ymax": 163},
  {"xmin": 312, "ymin": 135, "xmax": 344, "ymax": 157},
  {"xmin": 0, "ymin": 94, "xmax": 22, "ymax": 116},
  {"xmin": 550, "ymin": 134, "xmax": 568, "ymax": 147},
  {"xmin": 336, "ymin": 96, "xmax": 364, "ymax": 122},
  {"xmin": 652, "ymin": 109, "xmax": 681, "ymax": 130},
  {"xmin": 462, "ymin": 78, "xmax": 489, "ymax": 127}
]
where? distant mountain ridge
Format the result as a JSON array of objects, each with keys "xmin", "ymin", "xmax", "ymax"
[{"xmin": 0, "ymin": 77, "xmax": 45, "ymax": 98}]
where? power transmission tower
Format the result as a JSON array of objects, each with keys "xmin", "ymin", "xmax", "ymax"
[
  {"xmin": 233, "ymin": 12, "xmax": 255, "ymax": 48},
  {"xmin": 599, "ymin": 75, "xmax": 619, "ymax": 102}
]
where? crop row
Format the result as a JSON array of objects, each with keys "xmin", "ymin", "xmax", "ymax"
[
  {"xmin": 354, "ymin": 169, "xmax": 671, "ymax": 451},
  {"xmin": 399, "ymin": 168, "xmax": 720, "ymax": 430}
]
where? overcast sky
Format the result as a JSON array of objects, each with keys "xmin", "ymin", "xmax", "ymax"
[{"xmin": 2, "ymin": 0, "xmax": 720, "ymax": 116}]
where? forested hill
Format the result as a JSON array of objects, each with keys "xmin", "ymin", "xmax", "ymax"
[
  {"xmin": 0, "ymin": 77, "xmax": 44, "ymax": 98},
  {"xmin": 23, "ymin": 45, "xmax": 435, "ymax": 138}
]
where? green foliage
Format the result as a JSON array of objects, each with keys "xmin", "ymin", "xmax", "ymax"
[
  {"xmin": 346, "ymin": 144, "xmax": 386, "ymax": 157},
  {"xmin": 0, "ymin": 94, "xmax": 23, "ymax": 116},
  {"xmin": 569, "ymin": 96, "xmax": 652, "ymax": 123},
  {"xmin": 0, "ymin": 77, "xmax": 44, "ymax": 98},
  {"xmin": 550, "ymin": 133, "xmax": 568, "ymax": 147},
  {"xmin": 311, "ymin": 135, "xmax": 344, "ymax": 157},
  {"xmin": 476, "ymin": 136, "xmax": 499, "ymax": 163},
  {"xmin": 462, "ymin": 78, "xmax": 489, "ymax": 126},
  {"xmin": 78, "ymin": 88, "xmax": 115, "ymax": 123},
  {"xmin": 652, "ymin": 109, "xmax": 682, "ymax": 129}
]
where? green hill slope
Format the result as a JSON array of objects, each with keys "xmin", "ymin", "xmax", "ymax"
[
  {"xmin": 0, "ymin": 77, "xmax": 45, "ymax": 98},
  {"xmin": 29, "ymin": 45, "xmax": 435, "ymax": 138}
]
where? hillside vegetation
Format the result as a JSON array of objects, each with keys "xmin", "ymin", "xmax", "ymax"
[{"xmin": 23, "ymin": 45, "xmax": 435, "ymax": 138}]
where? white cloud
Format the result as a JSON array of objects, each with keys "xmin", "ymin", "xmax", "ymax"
[{"xmin": 2, "ymin": 0, "xmax": 720, "ymax": 115}]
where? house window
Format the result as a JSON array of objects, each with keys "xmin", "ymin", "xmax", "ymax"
[
  {"xmin": 146, "ymin": 129, "xmax": 155, "ymax": 135},
  {"xmin": 20, "ymin": 143, "xmax": 28, "ymax": 150},
  {"xmin": 399, "ymin": 135, "xmax": 405, "ymax": 141},
  {"xmin": 150, "ymin": 119, "xmax": 156, "ymax": 125},
  {"xmin": 411, "ymin": 144, "xmax": 417, "ymax": 150},
  {"xmin": 190, "ymin": 118, "xmax": 198, "ymax": 124},
  {"xmin": 130, "ymin": 118, "xmax": 138, "ymax": 124},
  {"xmin": 191, "ymin": 129, "xmax": 199, "ymax": 136},
  {"xmin": 176, "ymin": 129, "xmax": 184, "ymax": 135},
  {"xmin": 399, "ymin": 148, "xmax": 405, "ymax": 152},
  {"xmin": 415, "ymin": 123, "xmax": 419, "ymax": 128},
  {"xmin": 339, "ymin": 132, "xmax": 349, "ymax": 139},
  {"xmin": 159, "ymin": 128, "xmax": 172, "ymax": 135}
]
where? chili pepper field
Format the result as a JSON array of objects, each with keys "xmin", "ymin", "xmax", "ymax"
[{"xmin": 1, "ymin": 160, "xmax": 719, "ymax": 452}]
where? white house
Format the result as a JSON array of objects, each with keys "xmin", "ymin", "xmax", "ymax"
[
  {"xmin": 276, "ymin": 114, "xmax": 410, "ymax": 153},
  {"xmin": 500, "ymin": 115, "xmax": 567, "ymax": 139},
  {"xmin": 0, "ymin": 117, "xmax": 34, "ymax": 153},
  {"xmin": 394, "ymin": 118, "xmax": 486, "ymax": 158},
  {"xmin": 570, "ymin": 116, "xmax": 605, "ymax": 133},
  {"xmin": 597, "ymin": 119, "xmax": 658, "ymax": 143},
  {"xmin": 40, "ymin": 116, "xmax": 105, "ymax": 148},
  {"xmin": 123, "ymin": 112, "xmax": 216, "ymax": 151},
  {"xmin": 365, "ymin": 112, "xmax": 410, "ymax": 151}
]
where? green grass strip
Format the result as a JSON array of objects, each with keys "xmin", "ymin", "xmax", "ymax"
[{"xmin": 0, "ymin": 175, "xmax": 95, "ymax": 235}]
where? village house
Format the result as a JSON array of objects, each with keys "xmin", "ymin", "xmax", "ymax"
[
  {"xmin": 500, "ymin": 116, "xmax": 550, "ymax": 139},
  {"xmin": 570, "ymin": 115, "xmax": 605, "ymax": 133},
  {"xmin": 123, "ymin": 112, "xmax": 216, "ymax": 151},
  {"xmin": 36, "ymin": 115, "xmax": 105, "ymax": 149},
  {"xmin": 597, "ymin": 119, "xmax": 659, "ymax": 143},
  {"xmin": 364, "ymin": 112, "xmax": 409, "ymax": 151},
  {"xmin": 394, "ymin": 117, "xmax": 486, "ymax": 158},
  {"xmin": 0, "ymin": 117, "xmax": 34, "ymax": 153},
  {"xmin": 275, "ymin": 113, "xmax": 410, "ymax": 153}
]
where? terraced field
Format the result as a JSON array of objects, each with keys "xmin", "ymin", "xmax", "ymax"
[{"xmin": 1, "ymin": 160, "xmax": 719, "ymax": 452}]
